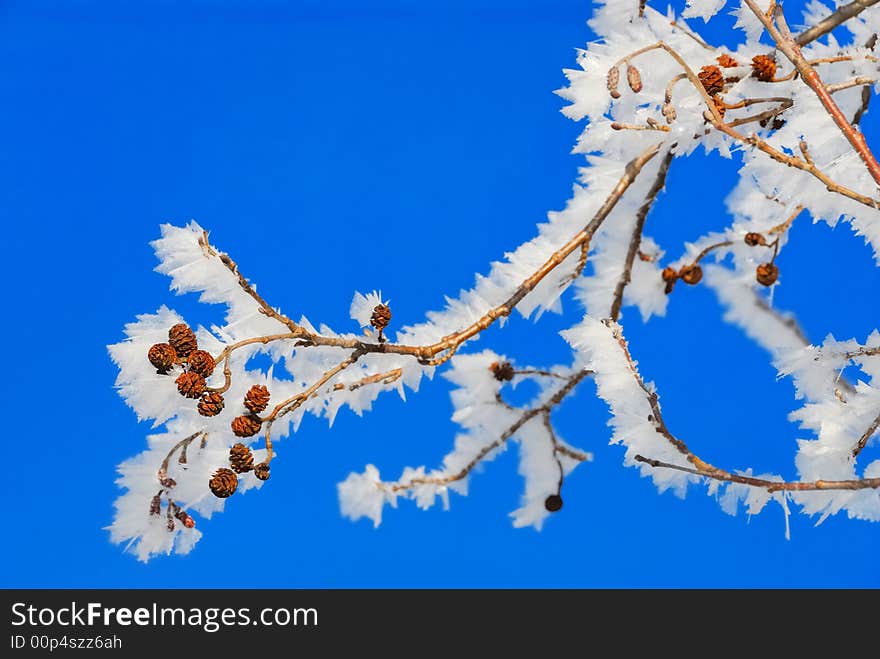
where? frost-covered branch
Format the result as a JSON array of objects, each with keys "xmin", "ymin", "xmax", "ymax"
[{"xmin": 110, "ymin": 1, "xmax": 880, "ymax": 560}]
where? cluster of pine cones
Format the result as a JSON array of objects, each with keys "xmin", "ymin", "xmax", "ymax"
[
  {"xmin": 148, "ymin": 323, "xmax": 217, "ymax": 402},
  {"xmin": 209, "ymin": 443, "xmax": 270, "ymax": 498}
]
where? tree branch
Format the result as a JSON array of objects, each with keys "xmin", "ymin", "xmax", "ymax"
[{"xmin": 795, "ymin": 0, "xmax": 880, "ymax": 47}]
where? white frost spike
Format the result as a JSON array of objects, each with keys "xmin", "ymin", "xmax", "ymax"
[
  {"xmin": 338, "ymin": 465, "xmax": 396, "ymax": 528},
  {"xmin": 350, "ymin": 290, "xmax": 389, "ymax": 328},
  {"xmin": 682, "ymin": 0, "xmax": 727, "ymax": 21}
]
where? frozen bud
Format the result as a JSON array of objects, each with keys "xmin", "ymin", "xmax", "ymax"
[
  {"xmin": 149, "ymin": 494, "xmax": 161, "ymax": 516},
  {"xmin": 744, "ymin": 232, "xmax": 766, "ymax": 247},
  {"xmin": 174, "ymin": 509, "xmax": 195, "ymax": 529},
  {"xmin": 607, "ymin": 66, "xmax": 621, "ymax": 99},
  {"xmin": 626, "ymin": 63, "xmax": 642, "ymax": 93},
  {"xmin": 662, "ymin": 102, "xmax": 677, "ymax": 124}
]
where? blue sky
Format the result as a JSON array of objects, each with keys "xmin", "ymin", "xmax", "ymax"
[{"xmin": 1, "ymin": 0, "xmax": 878, "ymax": 588}]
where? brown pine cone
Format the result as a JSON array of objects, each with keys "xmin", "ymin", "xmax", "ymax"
[
  {"xmin": 244, "ymin": 385, "xmax": 271, "ymax": 414},
  {"xmin": 756, "ymin": 262, "xmax": 779, "ymax": 286},
  {"xmin": 661, "ymin": 266, "xmax": 678, "ymax": 294},
  {"xmin": 229, "ymin": 443, "xmax": 254, "ymax": 474},
  {"xmin": 231, "ymin": 414, "xmax": 262, "ymax": 438},
  {"xmin": 168, "ymin": 323, "xmax": 198, "ymax": 358},
  {"xmin": 544, "ymin": 494, "xmax": 563, "ymax": 512},
  {"xmin": 717, "ymin": 53, "xmax": 738, "ymax": 68},
  {"xmin": 209, "ymin": 468, "xmax": 238, "ymax": 498},
  {"xmin": 490, "ymin": 361, "xmax": 515, "ymax": 382},
  {"xmin": 175, "ymin": 371, "xmax": 206, "ymax": 398},
  {"xmin": 370, "ymin": 304, "xmax": 392, "ymax": 331},
  {"xmin": 148, "ymin": 343, "xmax": 177, "ymax": 374},
  {"xmin": 679, "ymin": 264, "xmax": 703, "ymax": 286},
  {"xmin": 187, "ymin": 350, "xmax": 215, "ymax": 378},
  {"xmin": 254, "ymin": 462, "xmax": 270, "ymax": 481},
  {"xmin": 744, "ymin": 232, "xmax": 767, "ymax": 247},
  {"xmin": 698, "ymin": 65, "xmax": 724, "ymax": 95},
  {"xmin": 198, "ymin": 392, "xmax": 225, "ymax": 417},
  {"xmin": 751, "ymin": 54, "xmax": 777, "ymax": 82}
]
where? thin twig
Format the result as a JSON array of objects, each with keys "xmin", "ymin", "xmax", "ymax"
[
  {"xmin": 853, "ymin": 410, "xmax": 880, "ymax": 457},
  {"xmin": 610, "ymin": 146, "xmax": 675, "ymax": 321},
  {"xmin": 795, "ymin": 0, "xmax": 880, "ymax": 46}
]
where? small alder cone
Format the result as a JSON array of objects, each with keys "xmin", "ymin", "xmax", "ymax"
[
  {"xmin": 607, "ymin": 66, "xmax": 621, "ymax": 98},
  {"xmin": 254, "ymin": 462, "xmax": 270, "ymax": 481},
  {"xmin": 756, "ymin": 262, "xmax": 779, "ymax": 286},
  {"xmin": 717, "ymin": 53, "xmax": 738, "ymax": 68},
  {"xmin": 175, "ymin": 371, "xmax": 206, "ymax": 398},
  {"xmin": 244, "ymin": 384, "xmax": 270, "ymax": 414},
  {"xmin": 744, "ymin": 232, "xmax": 767, "ymax": 247},
  {"xmin": 229, "ymin": 442, "xmax": 254, "ymax": 474},
  {"xmin": 661, "ymin": 266, "xmax": 678, "ymax": 294},
  {"xmin": 198, "ymin": 391, "xmax": 225, "ymax": 417},
  {"xmin": 209, "ymin": 468, "xmax": 238, "ymax": 498},
  {"xmin": 370, "ymin": 304, "xmax": 392, "ymax": 332},
  {"xmin": 148, "ymin": 343, "xmax": 177, "ymax": 374},
  {"xmin": 626, "ymin": 63, "xmax": 642, "ymax": 93},
  {"xmin": 168, "ymin": 323, "xmax": 198, "ymax": 358},
  {"xmin": 232, "ymin": 414, "xmax": 262, "ymax": 438},
  {"xmin": 490, "ymin": 361, "xmax": 515, "ymax": 382},
  {"xmin": 751, "ymin": 54, "xmax": 776, "ymax": 82},
  {"xmin": 679, "ymin": 264, "xmax": 703, "ymax": 286},
  {"xmin": 698, "ymin": 65, "xmax": 724, "ymax": 96},
  {"xmin": 544, "ymin": 494, "xmax": 563, "ymax": 513},
  {"xmin": 187, "ymin": 350, "xmax": 215, "ymax": 378}
]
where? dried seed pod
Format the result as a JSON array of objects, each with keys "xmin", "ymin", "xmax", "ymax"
[
  {"xmin": 679, "ymin": 264, "xmax": 703, "ymax": 286},
  {"xmin": 626, "ymin": 63, "xmax": 642, "ymax": 93},
  {"xmin": 698, "ymin": 65, "xmax": 724, "ymax": 96},
  {"xmin": 175, "ymin": 371, "xmax": 206, "ymax": 399},
  {"xmin": 150, "ymin": 494, "xmax": 162, "ymax": 516},
  {"xmin": 751, "ymin": 54, "xmax": 777, "ymax": 82},
  {"xmin": 744, "ymin": 232, "xmax": 767, "ymax": 247},
  {"xmin": 198, "ymin": 392, "xmax": 225, "ymax": 417},
  {"xmin": 544, "ymin": 494, "xmax": 563, "ymax": 512},
  {"xmin": 490, "ymin": 361, "xmax": 515, "ymax": 382},
  {"xmin": 661, "ymin": 266, "xmax": 678, "ymax": 294},
  {"xmin": 187, "ymin": 350, "xmax": 216, "ymax": 378},
  {"xmin": 717, "ymin": 53, "xmax": 738, "ymax": 68},
  {"xmin": 607, "ymin": 66, "xmax": 621, "ymax": 99},
  {"xmin": 231, "ymin": 414, "xmax": 262, "ymax": 438},
  {"xmin": 254, "ymin": 462, "xmax": 270, "ymax": 481},
  {"xmin": 244, "ymin": 385, "xmax": 271, "ymax": 414},
  {"xmin": 168, "ymin": 323, "xmax": 198, "ymax": 358},
  {"xmin": 756, "ymin": 262, "xmax": 779, "ymax": 286},
  {"xmin": 148, "ymin": 343, "xmax": 177, "ymax": 374},
  {"xmin": 209, "ymin": 468, "xmax": 238, "ymax": 498},
  {"xmin": 229, "ymin": 443, "xmax": 254, "ymax": 474},
  {"xmin": 662, "ymin": 102, "xmax": 677, "ymax": 124}
]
